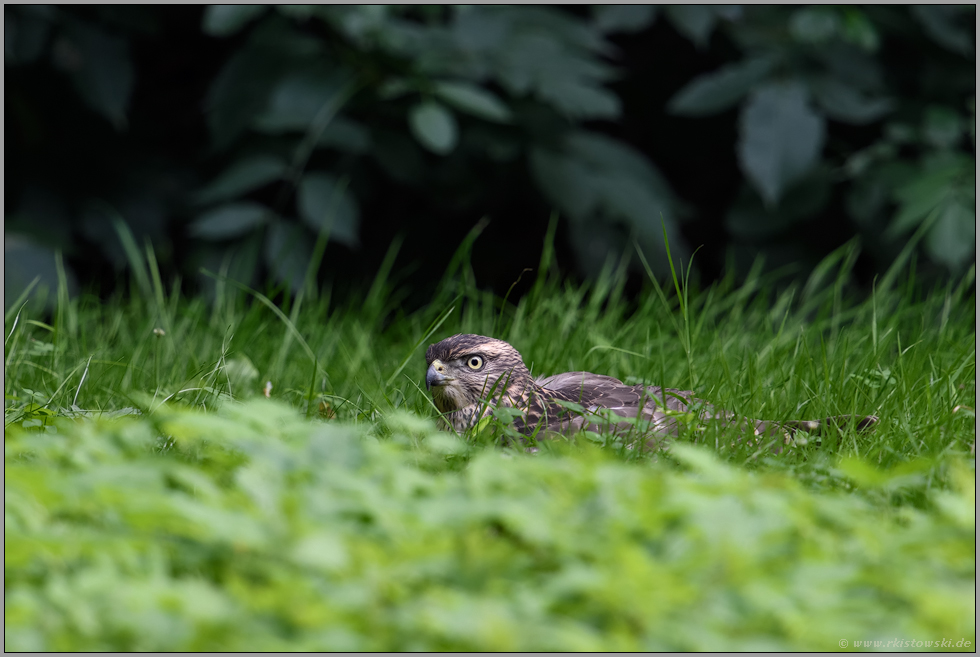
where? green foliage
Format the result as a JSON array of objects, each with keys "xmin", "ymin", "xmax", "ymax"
[
  {"xmin": 666, "ymin": 5, "xmax": 975, "ymax": 272},
  {"xmin": 4, "ymin": 238, "xmax": 976, "ymax": 650},
  {"xmin": 5, "ymin": 401, "xmax": 975, "ymax": 651},
  {"xmin": 6, "ymin": 5, "xmax": 973, "ymax": 305}
]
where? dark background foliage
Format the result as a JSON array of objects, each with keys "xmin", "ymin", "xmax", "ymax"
[{"xmin": 5, "ymin": 5, "xmax": 976, "ymax": 309}]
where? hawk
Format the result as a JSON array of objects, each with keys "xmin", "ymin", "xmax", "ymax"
[{"xmin": 425, "ymin": 333, "xmax": 878, "ymax": 452}]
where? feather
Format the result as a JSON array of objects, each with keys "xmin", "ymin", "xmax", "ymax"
[{"xmin": 426, "ymin": 334, "xmax": 878, "ymax": 452}]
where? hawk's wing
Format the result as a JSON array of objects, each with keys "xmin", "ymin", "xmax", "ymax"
[
  {"xmin": 526, "ymin": 371, "xmax": 878, "ymax": 452},
  {"xmin": 526, "ymin": 372, "xmax": 709, "ymax": 441}
]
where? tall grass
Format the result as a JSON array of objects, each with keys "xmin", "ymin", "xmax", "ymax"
[
  {"xmin": 4, "ymin": 231, "xmax": 975, "ymax": 650},
  {"xmin": 6, "ymin": 232, "xmax": 974, "ymax": 467}
]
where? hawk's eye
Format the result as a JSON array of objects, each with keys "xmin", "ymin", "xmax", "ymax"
[{"xmin": 466, "ymin": 355, "xmax": 484, "ymax": 370}]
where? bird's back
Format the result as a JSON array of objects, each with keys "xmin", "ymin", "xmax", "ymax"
[
  {"xmin": 527, "ymin": 371, "xmax": 706, "ymax": 441},
  {"xmin": 525, "ymin": 371, "xmax": 876, "ymax": 452}
]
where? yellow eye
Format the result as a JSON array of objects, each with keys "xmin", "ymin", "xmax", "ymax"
[{"xmin": 466, "ymin": 355, "xmax": 484, "ymax": 370}]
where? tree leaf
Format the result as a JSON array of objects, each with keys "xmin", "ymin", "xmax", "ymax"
[
  {"xmin": 528, "ymin": 148, "xmax": 600, "ymax": 223},
  {"xmin": 840, "ymin": 8, "xmax": 880, "ymax": 52},
  {"xmin": 316, "ymin": 116, "xmax": 372, "ymax": 154},
  {"xmin": 664, "ymin": 5, "xmax": 719, "ymax": 48},
  {"xmin": 451, "ymin": 6, "xmax": 509, "ymax": 53},
  {"xmin": 531, "ymin": 132, "xmax": 686, "ymax": 277},
  {"xmin": 922, "ymin": 106, "xmax": 963, "ymax": 149},
  {"xmin": 4, "ymin": 235, "xmax": 78, "ymax": 312},
  {"xmin": 5, "ymin": 6, "xmax": 52, "ymax": 65},
  {"xmin": 810, "ymin": 77, "xmax": 893, "ymax": 125},
  {"xmin": 264, "ymin": 221, "xmax": 313, "ymax": 292},
  {"xmin": 297, "ymin": 173, "xmax": 360, "ymax": 247},
  {"xmin": 925, "ymin": 199, "xmax": 976, "ymax": 270},
  {"xmin": 888, "ymin": 159, "xmax": 968, "ymax": 235},
  {"xmin": 204, "ymin": 21, "xmax": 322, "ymax": 148},
  {"xmin": 290, "ymin": 531, "xmax": 349, "ymax": 572},
  {"xmin": 789, "ymin": 7, "xmax": 840, "ymax": 44},
  {"xmin": 538, "ymin": 78, "xmax": 621, "ymax": 120},
  {"xmin": 910, "ymin": 5, "xmax": 974, "ymax": 56},
  {"xmin": 566, "ymin": 132, "xmax": 679, "ymax": 210},
  {"xmin": 55, "ymin": 22, "xmax": 133, "ymax": 130},
  {"xmin": 193, "ymin": 155, "xmax": 287, "ymax": 205},
  {"xmin": 667, "ymin": 56, "xmax": 774, "ymax": 117},
  {"xmin": 408, "ymin": 101, "xmax": 458, "ymax": 155},
  {"xmin": 593, "ymin": 5, "xmax": 658, "ymax": 34},
  {"xmin": 726, "ymin": 171, "xmax": 832, "ymax": 238},
  {"xmin": 492, "ymin": 29, "xmax": 620, "ymax": 120},
  {"xmin": 251, "ymin": 70, "xmax": 350, "ymax": 133},
  {"xmin": 738, "ymin": 83, "xmax": 826, "ymax": 206},
  {"xmin": 202, "ymin": 5, "xmax": 268, "ymax": 37},
  {"xmin": 434, "ymin": 81, "xmax": 512, "ymax": 123},
  {"xmin": 189, "ymin": 202, "xmax": 270, "ymax": 240}
]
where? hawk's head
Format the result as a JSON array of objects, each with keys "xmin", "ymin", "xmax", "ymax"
[{"xmin": 424, "ymin": 334, "xmax": 532, "ymax": 425}]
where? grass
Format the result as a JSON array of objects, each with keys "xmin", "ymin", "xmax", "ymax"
[{"xmin": 4, "ymin": 231, "xmax": 976, "ymax": 650}]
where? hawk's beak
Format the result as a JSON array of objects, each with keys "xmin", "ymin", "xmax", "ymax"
[{"xmin": 426, "ymin": 360, "xmax": 452, "ymax": 390}]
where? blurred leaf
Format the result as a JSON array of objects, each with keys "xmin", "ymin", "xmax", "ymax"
[
  {"xmin": 495, "ymin": 6, "xmax": 610, "ymax": 55},
  {"xmin": 194, "ymin": 155, "xmax": 287, "ymax": 205},
  {"xmin": 189, "ymin": 202, "xmax": 271, "ymax": 240},
  {"xmin": 664, "ymin": 5, "xmax": 726, "ymax": 48},
  {"xmin": 5, "ymin": 6, "xmax": 52, "ymax": 64},
  {"xmin": 738, "ymin": 82, "xmax": 826, "ymax": 206},
  {"xmin": 811, "ymin": 77, "xmax": 893, "ymax": 125},
  {"xmin": 7, "ymin": 186, "xmax": 73, "ymax": 250},
  {"xmin": 529, "ymin": 148, "xmax": 601, "ymax": 223},
  {"xmin": 489, "ymin": 16, "xmax": 620, "ymax": 120},
  {"xmin": 195, "ymin": 236, "xmax": 263, "ymax": 300},
  {"xmin": 434, "ymin": 81, "xmax": 512, "ymax": 123},
  {"xmin": 409, "ymin": 100, "xmax": 459, "ymax": 155},
  {"xmin": 451, "ymin": 6, "xmax": 508, "ymax": 54},
  {"xmin": 884, "ymin": 122, "xmax": 917, "ymax": 145},
  {"xmin": 316, "ymin": 116, "xmax": 372, "ymax": 154},
  {"xmin": 837, "ymin": 457, "xmax": 933, "ymax": 492},
  {"xmin": 537, "ymin": 75, "xmax": 621, "ymax": 120},
  {"xmin": 840, "ymin": 8, "xmax": 880, "ymax": 52},
  {"xmin": 297, "ymin": 173, "xmax": 360, "ymax": 247},
  {"xmin": 925, "ymin": 200, "xmax": 975, "ymax": 270},
  {"xmin": 206, "ymin": 47, "xmax": 281, "ymax": 148},
  {"xmin": 922, "ymin": 106, "xmax": 963, "ymax": 149},
  {"xmin": 224, "ymin": 355, "xmax": 260, "ymax": 389},
  {"xmin": 842, "ymin": 142, "xmax": 897, "ymax": 179},
  {"xmin": 290, "ymin": 531, "xmax": 349, "ymax": 572},
  {"xmin": 845, "ymin": 176, "xmax": 889, "ymax": 226},
  {"xmin": 788, "ymin": 7, "xmax": 839, "ymax": 44},
  {"xmin": 252, "ymin": 69, "xmax": 350, "ymax": 133},
  {"xmin": 592, "ymin": 5, "xmax": 658, "ymax": 34},
  {"xmin": 376, "ymin": 78, "xmax": 414, "ymax": 100},
  {"xmin": 274, "ymin": 5, "xmax": 317, "ymax": 21},
  {"xmin": 566, "ymin": 132, "xmax": 678, "ymax": 208},
  {"xmin": 889, "ymin": 157, "xmax": 972, "ymax": 235},
  {"xmin": 205, "ymin": 20, "xmax": 322, "ymax": 148},
  {"xmin": 53, "ymin": 21, "xmax": 134, "ymax": 130},
  {"xmin": 264, "ymin": 221, "xmax": 313, "ymax": 292},
  {"xmin": 813, "ymin": 43, "xmax": 887, "ymax": 97},
  {"xmin": 371, "ymin": 131, "xmax": 427, "ymax": 185},
  {"xmin": 910, "ymin": 5, "xmax": 974, "ymax": 56},
  {"xmin": 531, "ymin": 131, "xmax": 685, "ymax": 276},
  {"xmin": 202, "ymin": 4, "xmax": 268, "ymax": 37},
  {"xmin": 726, "ymin": 169, "xmax": 832, "ymax": 239},
  {"xmin": 667, "ymin": 56, "xmax": 774, "ymax": 117},
  {"xmin": 4, "ymin": 235, "xmax": 78, "ymax": 312}
]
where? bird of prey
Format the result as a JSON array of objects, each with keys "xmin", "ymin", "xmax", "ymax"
[{"xmin": 425, "ymin": 333, "xmax": 878, "ymax": 453}]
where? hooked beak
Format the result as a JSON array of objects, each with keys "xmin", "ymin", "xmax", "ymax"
[{"xmin": 426, "ymin": 360, "xmax": 452, "ymax": 391}]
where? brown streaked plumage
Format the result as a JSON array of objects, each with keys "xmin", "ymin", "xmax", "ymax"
[{"xmin": 425, "ymin": 334, "xmax": 878, "ymax": 452}]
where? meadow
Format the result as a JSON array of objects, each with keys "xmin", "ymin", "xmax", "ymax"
[{"xmin": 4, "ymin": 229, "xmax": 976, "ymax": 650}]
